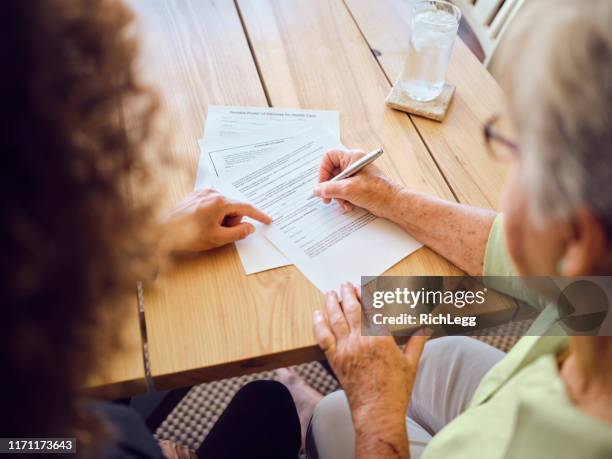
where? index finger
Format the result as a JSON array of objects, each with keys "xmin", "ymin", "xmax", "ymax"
[
  {"xmin": 318, "ymin": 149, "xmax": 352, "ymax": 183},
  {"xmin": 325, "ymin": 290, "xmax": 350, "ymax": 340},
  {"xmin": 340, "ymin": 282, "xmax": 361, "ymax": 331},
  {"xmin": 226, "ymin": 202, "xmax": 272, "ymax": 224}
]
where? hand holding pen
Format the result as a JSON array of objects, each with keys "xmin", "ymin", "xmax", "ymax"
[{"xmin": 313, "ymin": 148, "xmax": 404, "ymax": 218}]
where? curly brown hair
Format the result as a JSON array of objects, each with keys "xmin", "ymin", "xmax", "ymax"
[{"xmin": 0, "ymin": 0, "xmax": 160, "ymax": 448}]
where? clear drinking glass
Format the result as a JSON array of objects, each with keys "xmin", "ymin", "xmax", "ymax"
[{"xmin": 401, "ymin": 0, "xmax": 461, "ymax": 102}]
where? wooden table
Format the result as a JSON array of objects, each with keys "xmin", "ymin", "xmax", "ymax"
[{"xmin": 119, "ymin": 0, "xmax": 508, "ymax": 392}]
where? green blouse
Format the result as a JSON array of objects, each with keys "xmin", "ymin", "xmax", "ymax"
[{"xmin": 421, "ymin": 214, "xmax": 612, "ymax": 459}]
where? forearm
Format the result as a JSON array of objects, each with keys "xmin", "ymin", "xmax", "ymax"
[
  {"xmin": 353, "ymin": 410, "xmax": 410, "ymax": 459},
  {"xmin": 388, "ymin": 190, "xmax": 496, "ymax": 276}
]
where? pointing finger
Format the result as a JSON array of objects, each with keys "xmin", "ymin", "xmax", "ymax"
[{"xmin": 226, "ymin": 202, "xmax": 272, "ymax": 224}]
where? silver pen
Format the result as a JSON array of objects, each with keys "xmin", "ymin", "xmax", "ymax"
[{"xmin": 329, "ymin": 147, "xmax": 384, "ymax": 182}]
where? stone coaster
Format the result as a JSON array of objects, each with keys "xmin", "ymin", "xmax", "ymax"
[{"xmin": 386, "ymin": 79, "xmax": 456, "ymax": 122}]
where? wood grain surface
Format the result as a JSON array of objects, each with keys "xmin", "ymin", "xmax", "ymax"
[
  {"xmin": 116, "ymin": 0, "xmax": 510, "ymax": 391},
  {"xmin": 345, "ymin": 0, "xmax": 509, "ymax": 208}
]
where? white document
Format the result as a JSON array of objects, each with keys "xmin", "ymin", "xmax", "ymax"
[
  {"xmin": 219, "ymin": 130, "xmax": 423, "ymax": 292},
  {"xmin": 200, "ymin": 127, "xmax": 339, "ymax": 275},
  {"xmin": 195, "ymin": 106, "xmax": 340, "ymax": 190},
  {"xmin": 203, "ymin": 105, "xmax": 340, "ymax": 139},
  {"xmin": 195, "ymin": 126, "xmax": 312, "ymax": 189},
  {"xmin": 199, "ymin": 129, "xmax": 298, "ymax": 274},
  {"xmin": 193, "ymin": 106, "xmax": 340, "ymax": 275}
]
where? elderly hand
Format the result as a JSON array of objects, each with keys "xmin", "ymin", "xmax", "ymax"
[
  {"xmin": 313, "ymin": 149, "xmax": 403, "ymax": 218},
  {"xmin": 162, "ymin": 189, "xmax": 271, "ymax": 253},
  {"xmin": 313, "ymin": 282, "xmax": 428, "ymax": 424}
]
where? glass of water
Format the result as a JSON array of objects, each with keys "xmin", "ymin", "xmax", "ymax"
[{"xmin": 401, "ymin": 0, "xmax": 461, "ymax": 102}]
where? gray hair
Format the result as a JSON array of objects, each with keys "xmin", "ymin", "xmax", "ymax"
[{"xmin": 498, "ymin": 0, "xmax": 612, "ymax": 234}]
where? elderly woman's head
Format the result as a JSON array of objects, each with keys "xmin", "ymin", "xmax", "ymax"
[{"xmin": 495, "ymin": 0, "xmax": 612, "ymax": 276}]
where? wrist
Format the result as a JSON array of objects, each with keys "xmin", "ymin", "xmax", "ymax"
[
  {"xmin": 352, "ymin": 402, "xmax": 409, "ymax": 431},
  {"xmin": 158, "ymin": 212, "xmax": 195, "ymax": 254},
  {"xmin": 158, "ymin": 213, "xmax": 183, "ymax": 253},
  {"xmin": 377, "ymin": 180, "xmax": 404, "ymax": 220},
  {"xmin": 381, "ymin": 185, "xmax": 412, "ymax": 222},
  {"xmin": 352, "ymin": 406, "xmax": 410, "ymax": 459}
]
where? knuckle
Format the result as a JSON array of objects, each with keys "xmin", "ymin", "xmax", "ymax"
[
  {"xmin": 199, "ymin": 189, "xmax": 219, "ymax": 202},
  {"xmin": 338, "ymin": 182, "xmax": 351, "ymax": 195},
  {"xmin": 210, "ymin": 195, "xmax": 225, "ymax": 207},
  {"xmin": 325, "ymin": 293, "xmax": 339, "ymax": 309},
  {"xmin": 324, "ymin": 343, "xmax": 336, "ymax": 357},
  {"xmin": 345, "ymin": 297, "xmax": 359, "ymax": 310},
  {"xmin": 314, "ymin": 324, "xmax": 330, "ymax": 340},
  {"xmin": 331, "ymin": 314, "xmax": 346, "ymax": 328}
]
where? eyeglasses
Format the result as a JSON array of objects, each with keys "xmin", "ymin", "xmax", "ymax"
[{"xmin": 483, "ymin": 113, "xmax": 519, "ymax": 161}]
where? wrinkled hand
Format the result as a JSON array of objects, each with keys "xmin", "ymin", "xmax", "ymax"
[
  {"xmin": 162, "ymin": 189, "xmax": 271, "ymax": 253},
  {"xmin": 158, "ymin": 440, "xmax": 197, "ymax": 459},
  {"xmin": 313, "ymin": 282, "xmax": 428, "ymax": 422},
  {"xmin": 313, "ymin": 149, "xmax": 403, "ymax": 219}
]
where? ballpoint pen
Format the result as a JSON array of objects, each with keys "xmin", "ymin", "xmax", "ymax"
[{"xmin": 327, "ymin": 147, "xmax": 384, "ymax": 182}]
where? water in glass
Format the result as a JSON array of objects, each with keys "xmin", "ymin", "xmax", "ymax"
[{"xmin": 402, "ymin": 2, "xmax": 459, "ymax": 102}]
